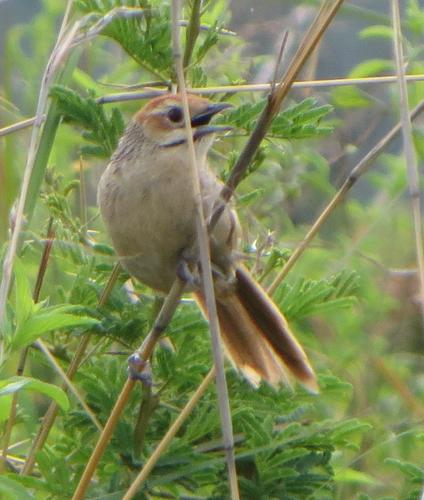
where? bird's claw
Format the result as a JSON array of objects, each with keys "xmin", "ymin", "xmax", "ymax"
[
  {"xmin": 176, "ymin": 253, "xmax": 200, "ymax": 290},
  {"xmin": 127, "ymin": 353, "xmax": 153, "ymax": 385}
]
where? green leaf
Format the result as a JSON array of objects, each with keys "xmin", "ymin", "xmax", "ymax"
[
  {"xmin": 384, "ymin": 458, "xmax": 424, "ymax": 481},
  {"xmin": 0, "ymin": 376, "xmax": 69, "ymax": 411},
  {"xmin": 331, "ymin": 419, "xmax": 373, "ymax": 443},
  {"xmin": 349, "ymin": 59, "xmax": 393, "ymax": 78},
  {"xmin": 359, "ymin": 25, "xmax": 393, "ymax": 40},
  {"xmin": 12, "ymin": 310, "xmax": 98, "ymax": 350},
  {"xmin": 332, "ymin": 86, "xmax": 371, "ymax": 109},
  {"xmin": 275, "ymin": 270, "xmax": 359, "ymax": 321},
  {"xmin": 50, "ymin": 85, "xmax": 124, "ymax": 158},
  {"xmin": 237, "ymin": 188, "xmax": 265, "ymax": 206},
  {"xmin": 334, "ymin": 467, "xmax": 380, "ymax": 485},
  {"xmin": 221, "ymin": 97, "xmax": 333, "ymax": 139},
  {"xmin": 0, "ymin": 477, "xmax": 34, "ymax": 500},
  {"xmin": 76, "ymin": 0, "xmax": 173, "ymax": 80},
  {"xmin": 13, "ymin": 258, "xmax": 34, "ymax": 326}
]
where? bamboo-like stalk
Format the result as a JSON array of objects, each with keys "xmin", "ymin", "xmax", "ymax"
[
  {"xmin": 71, "ymin": 280, "xmax": 185, "ymax": 500},
  {"xmin": 123, "ymin": 368, "xmax": 216, "ymax": 499},
  {"xmin": 267, "ymin": 98, "xmax": 424, "ymax": 295},
  {"xmin": 171, "ymin": 1, "xmax": 239, "ymax": 498},
  {"xmin": 72, "ymin": 378, "xmax": 136, "ymax": 500},
  {"xmin": 391, "ymin": 0, "xmax": 424, "ymax": 328}
]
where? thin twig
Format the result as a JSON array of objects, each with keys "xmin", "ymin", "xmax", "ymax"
[
  {"xmin": 208, "ymin": 0, "xmax": 344, "ymax": 236},
  {"xmin": 391, "ymin": 0, "xmax": 424, "ymax": 327},
  {"xmin": 171, "ymin": 1, "xmax": 239, "ymax": 498},
  {"xmin": 95, "ymin": 73, "xmax": 424, "ymax": 104},
  {"xmin": 267, "ymin": 98, "xmax": 424, "ymax": 294},
  {"xmin": 71, "ymin": 280, "xmax": 185, "ymax": 500},
  {"xmin": 3, "ymin": 74, "xmax": 424, "ymax": 139},
  {"xmin": 21, "ymin": 263, "xmax": 121, "ymax": 475},
  {"xmin": 123, "ymin": 368, "xmax": 216, "ymax": 499},
  {"xmin": 183, "ymin": 0, "xmax": 201, "ymax": 71},
  {"xmin": 70, "ymin": 7, "xmax": 145, "ymax": 47},
  {"xmin": 133, "ymin": 381, "xmax": 159, "ymax": 458},
  {"xmin": 270, "ymin": 31, "xmax": 289, "ymax": 94},
  {"xmin": 0, "ymin": 116, "xmax": 44, "ymax": 137},
  {"xmin": 79, "ymin": 157, "xmax": 87, "ymax": 231},
  {"xmin": 372, "ymin": 357, "xmax": 424, "ymax": 417}
]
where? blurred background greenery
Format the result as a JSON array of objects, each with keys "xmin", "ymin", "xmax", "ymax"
[{"xmin": 1, "ymin": 1, "xmax": 424, "ymax": 498}]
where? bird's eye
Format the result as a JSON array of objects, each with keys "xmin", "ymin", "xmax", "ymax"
[{"xmin": 167, "ymin": 106, "xmax": 183, "ymax": 123}]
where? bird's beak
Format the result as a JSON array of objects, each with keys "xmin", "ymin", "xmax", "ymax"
[
  {"xmin": 191, "ymin": 102, "xmax": 233, "ymax": 140},
  {"xmin": 161, "ymin": 102, "xmax": 232, "ymax": 148},
  {"xmin": 190, "ymin": 102, "xmax": 233, "ymax": 127}
]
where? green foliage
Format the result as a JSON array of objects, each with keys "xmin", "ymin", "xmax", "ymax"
[
  {"xmin": 220, "ymin": 97, "xmax": 334, "ymax": 139},
  {"xmin": 76, "ymin": 0, "xmax": 174, "ymax": 80},
  {"xmin": 0, "ymin": 377, "xmax": 69, "ymax": 412},
  {"xmin": 0, "ymin": 476, "xmax": 34, "ymax": 500},
  {"xmin": 3, "ymin": 259, "xmax": 98, "ymax": 352},
  {"xmin": 1, "ymin": 0, "xmax": 424, "ymax": 499},
  {"xmin": 275, "ymin": 270, "xmax": 359, "ymax": 321},
  {"xmin": 50, "ymin": 85, "xmax": 125, "ymax": 157}
]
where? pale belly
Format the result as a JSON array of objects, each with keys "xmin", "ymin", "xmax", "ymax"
[{"xmin": 98, "ymin": 159, "xmax": 237, "ymax": 292}]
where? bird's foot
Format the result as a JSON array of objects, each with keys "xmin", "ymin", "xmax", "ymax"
[
  {"xmin": 127, "ymin": 353, "xmax": 153, "ymax": 385},
  {"xmin": 176, "ymin": 251, "xmax": 200, "ymax": 290}
]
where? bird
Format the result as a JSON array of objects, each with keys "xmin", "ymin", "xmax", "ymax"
[{"xmin": 98, "ymin": 93, "xmax": 317, "ymax": 391}]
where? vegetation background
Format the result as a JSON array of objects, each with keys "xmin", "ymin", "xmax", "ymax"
[{"xmin": 1, "ymin": 0, "xmax": 424, "ymax": 498}]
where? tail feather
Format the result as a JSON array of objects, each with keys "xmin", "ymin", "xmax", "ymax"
[{"xmin": 194, "ymin": 266, "xmax": 317, "ymax": 391}]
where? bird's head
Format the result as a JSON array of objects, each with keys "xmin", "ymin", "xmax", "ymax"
[{"xmin": 134, "ymin": 94, "xmax": 232, "ymax": 150}]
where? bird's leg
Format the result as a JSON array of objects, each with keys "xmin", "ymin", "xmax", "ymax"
[
  {"xmin": 127, "ymin": 354, "xmax": 153, "ymax": 385},
  {"xmin": 176, "ymin": 248, "xmax": 201, "ymax": 290}
]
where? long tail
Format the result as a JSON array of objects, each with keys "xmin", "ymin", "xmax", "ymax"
[{"xmin": 194, "ymin": 266, "xmax": 318, "ymax": 391}]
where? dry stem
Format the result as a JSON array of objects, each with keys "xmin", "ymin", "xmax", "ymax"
[
  {"xmin": 1, "ymin": 219, "xmax": 55, "ymax": 472},
  {"xmin": 267, "ymin": 98, "xmax": 424, "ymax": 294},
  {"xmin": 123, "ymin": 368, "xmax": 216, "ymax": 499},
  {"xmin": 210, "ymin": 0, "xmax": 344, "ymax": 232},
  {"xmin": 71, "ymin": 280, "xmax": 185, "ymax": 499},
  {"xmin": 3, "ymin": 74, "xmax": 424, "ymax": 139},
  {"xmin": 171, "ymin": 1, "xmax": 240, "ymax": 498},
  {"xmin": 391, "ymin": 0, "xmax": 424, "ymax": 328},
  {"xmin": 21, "ymin": 263, "xmax": 121, "ymax": 475},
  {"xmin": 95, "ymin": 74, "xmax": 424, "ymax": 105}
]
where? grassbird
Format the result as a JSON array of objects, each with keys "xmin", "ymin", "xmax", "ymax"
[{"xmin": 98, "ymin": 93, "xmax": 317, "ymax": 391}]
